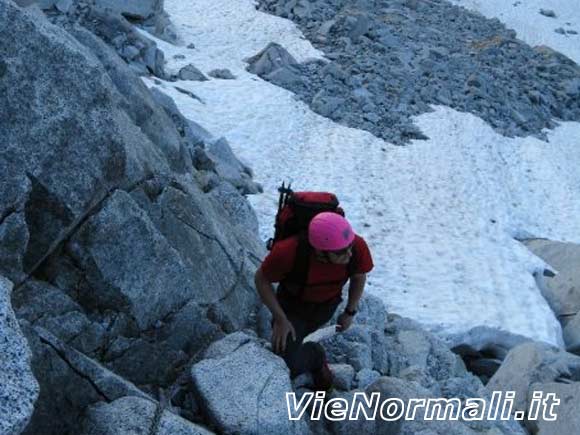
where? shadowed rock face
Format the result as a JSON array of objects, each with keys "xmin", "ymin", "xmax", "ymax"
[
  {"xmin": 0, "ymin": 277, "xmax": 38, "ymax": 435},
  {"xmin": 82, "ymin": 396, "xmax": 213, "ymax": 435},
  {"xmin": 255, "ymin": 0, "xmax": 580, "ymax": 144},
  {"xmin": 1, "ymin": 1, "xmax": 263, "ymax": 433}
]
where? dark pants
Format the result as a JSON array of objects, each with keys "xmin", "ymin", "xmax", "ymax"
[{"xmin": 276, "ymin": 289, "xmax": 342, "ymax": 378}]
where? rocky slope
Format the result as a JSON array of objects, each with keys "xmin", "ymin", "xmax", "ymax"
[
  {"xmin": 2, "ymin": 1, "xmax": 580, "ymax": 434},
  {"xmin": 1, "ymin": 0, "xmax": 262, "ymax": 433},
  {"xmin": 254, "ymin": 0, "xmax": 580, "ymax": 144}
]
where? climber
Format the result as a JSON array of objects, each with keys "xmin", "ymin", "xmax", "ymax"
[{"xmin": 254, "ymin": 211, "xmax": 374, "ymax": 391}]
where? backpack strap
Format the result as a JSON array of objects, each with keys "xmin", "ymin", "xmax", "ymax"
[
  {"xmin": 347, "ymin": 243, "xmax": 358, "ymax": 277},
  {"xmin": 280, "ymin": 232, "xmax": 311, "ymax": 299},
  {"xmin": 281, "ymin": 235, "xmax": 359, "ymax": 300}
]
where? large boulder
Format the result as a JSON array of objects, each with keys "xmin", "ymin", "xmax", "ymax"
[
  {"xmin": 0, "ymin": 0, "xmax": 175, "ymax": 282},
  {"xmin": 563, "ymin": 311, "xmax": 580, "ymax": 354},
  {"xmin": 0, "ymin": 277, "xmax": 38, "ymax": 435},
  {"xmin": 331, "ymin": 376, "xmax": 517, "ymax": 435},
  {"xmin": 20, "ymin": 325, "xmax": 151, "ymax": 435},
  {"xmin": 149, "ymin": 87, "xmax": 209, "ymax": 148},
  {"xmin": 66, "ymin": 24, "xmax": 182, "ymax": 151},
  {"xmin": 308, "ymin": 293, "xmax": 389, "ymax": 374},
  {"xmin": 487, "ymin": 342, "xmax": 580, "ymax": 413},
  {"xmin": 246, "ymin": 42, "xmax": 299, "ymax": 76},
  {"xmin": 332, "ymin": 292, "xmax": 388, "ymax": 332},
  {"xmin": 71, "ymin": 4, "xmax": 169, "ymax": 78},
  {"xmin": 362, "ymin": 377, "xmax": 524, "ymax": 435},
  {"xmin": 524, "ymin": 239, "xmax": 580, "ymax": 321},
  {"xmin": 2, "ymin": 2, "xmax": 265, "ymax": 432},
  {"xmin": 525, "ymin": 381, "xmax": 580, "ymax": 434},
  {"xmin": 384, "ymin": 314, "xmax": 468, "ymax": 393},
  {"xmin": 82, "ymin": 396, "xmax": 213, "ymax": 435},
  {"xmin": 12, "ymin": 280, "xmax": 107, "ymax": 355},
  {"xmin": 178, "ymin": 64, "xmax": 209, "ymax": 81},
  {"xmin": 191, "ymin": 333, "xmax": 309, "ymax": 435},
  {"xmin": 66, "ymin": 189, "xmax": 205, "ymax": 330},
  {"xmin": 446, "ymin": 326, "xmax": 533, "ymax": 382},
  {"xmin": 205, "ymin": 137, "xmax": 263, "ymax": 195}
]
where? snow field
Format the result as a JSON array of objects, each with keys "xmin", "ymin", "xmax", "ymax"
[{"xmin": 144, "ymin": 0, "xmax": 580, "ymax": 346}]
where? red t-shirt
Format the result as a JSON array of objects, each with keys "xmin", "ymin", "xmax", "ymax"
[{"xmin": 260, "ymin": 234, "xmax": 374, "ymax": 303}]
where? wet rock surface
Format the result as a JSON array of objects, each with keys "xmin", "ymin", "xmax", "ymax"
[{"xmin": 255, "ymin": 0, "xmax": 580, "ymax": 144}]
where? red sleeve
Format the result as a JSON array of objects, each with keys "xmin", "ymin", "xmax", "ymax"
[
  {"xmin": 259, "ymin": 237, "xmax": 298, "ymax": 282},
  {"xmin": 353, "ymin": 235, "xmax": 373, "ymax": 274}
]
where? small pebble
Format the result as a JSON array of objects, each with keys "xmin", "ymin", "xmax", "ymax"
[{"xmin": 539, "ymin": 9, "xmax": 557, "ymax": 18}]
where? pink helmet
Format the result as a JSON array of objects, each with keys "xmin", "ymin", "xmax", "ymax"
[{"xmin": 308, "ymin": 212, "xmax": 355, "ymax": 251}]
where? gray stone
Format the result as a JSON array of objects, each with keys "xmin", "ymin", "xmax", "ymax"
[
  {"xmin": 33, "ymin": 0, "xmax": 55, "ymax": 8},
  {"xmin": 68, "ymin": 190, "xmax": 198, "ymax": 330},
  {"xmin": 206, "ymin": 137, "xmax": 262, "ymax": 194},
  {"xmin": 360, "ymin": 376, "xmax": 523, "ymax": 435},
  {"xmin": 255, "ymin": 0, "xmax": 580, "ymax": 144},
  {"xmin": 563, "ymin": 311, "xmax": 580, "ymax": 353},
  {"xmin": 539, "ymin": 9, "xmax": 557, "ymax": 18},
  {"xmin": 333, "ymin": 293, "xmax": 388, "ymax": 332},
  {"xmin": 13, "ymin": 0, "xmax": 37, "ymax": 6},
  {"xmin": 141, "ymin": 10, "xmax": 180, "ymax": 44},
  {"xmin": 82, "ymin": 396, "xmax": 213, "ymax": 435},
  {"xmin": 385, "ymin": 320, "xmax": 467, "ymax": 385},
  {"xmin": 487, "ymin": 341, "xmax": 580, "ymax": 412},
  {"xmin": 206, "ymin": 182, "xmax": 262, "ymax": 238},
  {"xmin": 95, "ymin": 0, "xmax": 162, "ymax": 20},
  {"xmin": 208, "ymin": 68, "xmax": 236, "ymax": 80},
  {"xmin": 21, "ymin": 324, "xmax": 149, "ymax": 435},
  {"xmin": 192, "ymin": 147, "xmax": 217, "ymax": 172},
  {"xmin": 179, "ymin": 64, "xmax": 209, "ymax": 81},
  {"xmin": 191, "ymin": 335, "xmax": 308, "ymax": 434},
  {"xmin": 330, "ymin": 363, "xmax": 356, "ymax": 390},
  {"xmin": 316, "ymin": 325, "xmax": 374, "ymax": 371},
  {"xmin": 12, "ymin": 280, "xmax": 81, "ymax": 323},
  {"xmin": 526, "ymin": 382, "xmax": 580, "ymax": 434},
  {"xmin": 446, "ymin": 325, "xmax": 532, "ymax": 355},
  {"xmin": 265, "ymin": 66, "xmax": 306, "ymax": 88},
  {"xmin": 311, "ymin": 90, "xmax": 345, "ymax": 118},
  {"xmin": 106, "ymin": 337, "xmax": 188, "ymax": 386},
  {"xmin": 71, "ymin": 6, "xmax": 168, "ymax": 79},
  {"xmin": 524, "ymin": 239, "xmax": 580, "ymax": 319},
  {"xmin": 149, "ymin": 87, "xmax": 207, "ymax": 148},
  {"xmin": 1, "ymin": 0, "xmax": 177, "ymax": 281},
  {"xmin": 0, "ymin": 277, "xmax": 39, "ymax": 435},
  {"xmin": 54, "ymin": 0, "xmax": 72, "ymax": 13},
  {"xmin": 563, "ymin": 78, "xmax": 580, "ymax": 97},
  {"xmin": 246, "ymin": 42, "xmax": 298, "ymax": 76},
  {"xmin": 188, "ymin": 119, "xmax": 214, "ymax": 145},
  {"xmin": 13, "ymin": 281, "xmax": 106, "ymax": 355},
  {"xmin": 0, "ymin": 212, "xmax": 29, "ymax": 283},
  {"xmin": 345, "ymin": 13, "xmax": 371, "ymax": 42},
  {"xmin": 355, "ymin": 368, "xmax": 381, "ymax": 390},
  {"xmin": 202, "ymin": 331, "xmax": 256, "ymax": 360}
]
